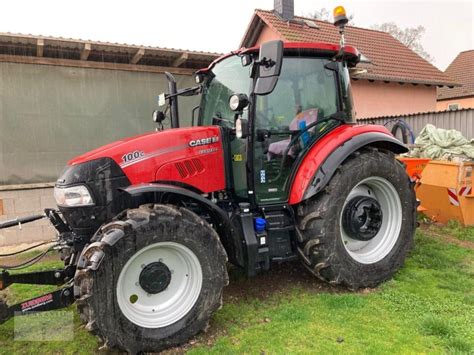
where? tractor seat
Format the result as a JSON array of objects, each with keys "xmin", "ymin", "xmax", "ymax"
[{"xmin": 267, "ymin": 108, "xmax": 319, "ymax": 161}]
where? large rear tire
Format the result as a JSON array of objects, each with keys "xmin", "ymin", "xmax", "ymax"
[
  {"xmin": 75, "ymin": 204, "xmax": 228, "ymax": 353},
  {"xmin": 297, "ymin": 149, "xmax": 416, "ymax": 289}
]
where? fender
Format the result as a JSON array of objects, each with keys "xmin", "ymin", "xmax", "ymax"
[
  {"xmin": 123, "ymin": 183, "xmax": 243, "ymax": 266},
  {"xmin": 289, "ymin": 124, "xmax": 407, "ymax": 205}
]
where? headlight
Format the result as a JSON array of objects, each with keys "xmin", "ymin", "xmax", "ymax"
[
  {"xmin": 229, "ymin": 93, "xmax": 249, "ymax": 112},
  {"xmin": 54, "ymin": 185, "xmax": 94, "ymax": 207}
]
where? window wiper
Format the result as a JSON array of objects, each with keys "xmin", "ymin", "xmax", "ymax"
[{"xmin": 212, "ymin": 112, "xmax": 234, "ymax": 126}]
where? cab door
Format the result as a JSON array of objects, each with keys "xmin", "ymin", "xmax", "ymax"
[{"xmin": 253, "ymin": 56, "xmax": 340, "ymax": 204}]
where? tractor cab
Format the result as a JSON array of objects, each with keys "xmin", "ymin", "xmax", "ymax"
[{"xmin": 197, "ymin": 41, "xmax": 359, "ymax": 205}]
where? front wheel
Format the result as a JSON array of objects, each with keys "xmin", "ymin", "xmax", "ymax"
[
  {"xmin": 297, "ymin": 149, "xmax": 416, "ymax": 289},
  {"xmin": 75, "ymin": 204, "xmax": 228, "ymax": 353}
]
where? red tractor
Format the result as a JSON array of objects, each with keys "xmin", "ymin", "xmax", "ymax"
[{"xmin": 0, "ymin": 8, "xmax": 415, "ymax": 353}]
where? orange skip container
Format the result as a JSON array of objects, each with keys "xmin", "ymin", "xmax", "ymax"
[
  {"xmin": 397, "ymin": 157, "xmax": 431, "ymax": 212},
  {"xmin": 415, "ymin": 161, "xmax": 474, "ymax": 226},
  {"xmin": 398, "ymin": 158, "xmax": 431, "ymax": 181}
]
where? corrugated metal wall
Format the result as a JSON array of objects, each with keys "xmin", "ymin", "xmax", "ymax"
[
  {"xmin": 358, "ymin": 109, "xmax": 474, "ymax": 139},
  {"xmin": 0, "ymin": 62, "xmax": 199, "ymax": 185}
]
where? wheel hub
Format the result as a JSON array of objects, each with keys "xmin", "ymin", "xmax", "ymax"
[
  {"xmin": 342, "ymin": 196, "xmax": 383, "ymax": 241},
  {"xmin": 139, "ymin": 261, "xmax": 172, "ymax": 294}
]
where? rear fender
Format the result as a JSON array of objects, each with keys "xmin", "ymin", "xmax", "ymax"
[
  {"xmin": 289, "ymin": 125, "xmax": 407, "ymax": 205},
  {"xmin": 123, "ymin": 183, "xmax": 243, "ymax": 266}
]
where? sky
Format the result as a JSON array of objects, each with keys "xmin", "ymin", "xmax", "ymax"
[{"xmin": 1, "ymin": 0, "xmax": 472, "ymax": 71}]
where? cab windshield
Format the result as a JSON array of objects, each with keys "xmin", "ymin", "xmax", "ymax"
[
  {"xmin": 199, "ymin": 55, "xmax": 342, "ymax": 129},
  {"xmin": 199, "ymin": 55, "xmax": 250, "ymax": 127}
]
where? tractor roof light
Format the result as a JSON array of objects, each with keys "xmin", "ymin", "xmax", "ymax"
[
  {"xmin": 195, "ymin": 73, "xmax": 205, "ymax": 84},
  {"xmin": 333, "ymin": 6, "xmax": 349, "ymax": 28},
  {"xmin": 333, "ymin": 5, "xmax": 349, "ymax": 47}
]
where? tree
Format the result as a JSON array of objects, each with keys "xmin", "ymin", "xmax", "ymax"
[
  {"xmin": 371, "ymin": 22, "xmax": 433, "ymax": 62},
  {"xmin": 306, "ymin": 7, "xmax": 355, "ymax": 25}
]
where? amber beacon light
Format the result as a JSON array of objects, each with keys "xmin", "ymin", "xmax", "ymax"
[{"xmin": 333, "ymin": 6, "xmax": 349, "ymax": 27}]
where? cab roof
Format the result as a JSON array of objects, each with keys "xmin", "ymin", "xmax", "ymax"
[{"xmin": 197, "ymin": 42, "xmax": 360, "ymax": 74}]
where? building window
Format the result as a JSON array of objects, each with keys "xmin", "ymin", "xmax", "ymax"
[{"xmin": 448, "ymin": 103, "xmax": 460, "ymax": 111}]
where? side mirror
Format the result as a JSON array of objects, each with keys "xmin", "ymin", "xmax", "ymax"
[{"xmin": 254, "ymin": 40, "xmax": 283, "ymax": 95}]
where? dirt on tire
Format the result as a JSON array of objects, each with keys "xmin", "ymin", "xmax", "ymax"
[
  {"xmin": 74, "ymin": 204, "xmax": 228, "ymax": 353},
  {"xmin": 296, "ymin": 148, "xmax": 417, "ymax": 289}
]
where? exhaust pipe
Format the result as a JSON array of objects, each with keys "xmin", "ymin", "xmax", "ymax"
[{"xmin": 165, "ymin": 72, "xmax": 180, "ymax": 128}]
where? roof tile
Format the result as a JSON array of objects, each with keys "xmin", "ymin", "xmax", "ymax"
[
  {"xmin": 437, "ymin": 50, "xmax": 474, "ymax": 100},
  {"xmin": 249, "ymin": 10, "xmax": 457, "ymax": 86}
]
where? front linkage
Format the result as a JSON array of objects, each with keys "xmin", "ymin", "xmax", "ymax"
[{"xmin": 0, "ymin": 209, "xmax": 77, "ymax": 324}]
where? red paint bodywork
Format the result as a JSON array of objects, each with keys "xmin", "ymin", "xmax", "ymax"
[
  {"xmin": 288, "ymin": 124, "xmax": 395, "ymax": 205},
  {"xmin": 69, "ymin": 126, "xmax": 226, "ymax": 193}
]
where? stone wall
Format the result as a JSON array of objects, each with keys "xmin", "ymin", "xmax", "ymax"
[{"xmin": 0, "ymin": 185, "xmax": 56, "ymax": 247}]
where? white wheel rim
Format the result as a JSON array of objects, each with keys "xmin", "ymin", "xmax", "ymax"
[
  {"xmin": 340, "ymin": 177, "xmax": 402, "ymax": 264},
  {"xmin": 116, "ymin": 241, "xmax": 203, "ymax": 328}
]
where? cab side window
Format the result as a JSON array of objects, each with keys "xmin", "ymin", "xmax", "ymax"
[{"xmin": 253, "ymin": 56, "xmax": 339, "ymax": 203}]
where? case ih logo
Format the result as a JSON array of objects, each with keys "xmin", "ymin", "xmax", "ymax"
[{"xmin": 189, "ymin": 136, "xmax": 219, "ymax": 147}]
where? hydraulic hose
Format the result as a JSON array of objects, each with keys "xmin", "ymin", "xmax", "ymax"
[
  {"xmin": 388, "ymin": 119, "xmax": 415, "ymax": 144},
  {"xmin": 0, "ymin": 240, "xmax": 56, "ymax": 257},
  {"xmin": 0, "ymin": 214, "xmax": 45, "ymax": 230},
  {"xmin": 0, "ymin": 245, "xmax": 57, "ymax": 270}
]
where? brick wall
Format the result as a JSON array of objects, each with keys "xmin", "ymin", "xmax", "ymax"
[{"xmin": 0, "ymin": 186, "xmax": 56, "ymax": 247}]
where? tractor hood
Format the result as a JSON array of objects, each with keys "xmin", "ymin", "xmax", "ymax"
[{"xmin": 66, "ymin": 126, "xmax": 226, "ymax": 193}]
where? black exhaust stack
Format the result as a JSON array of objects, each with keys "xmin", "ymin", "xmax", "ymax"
[{"xmin": 165, "ymin": 72, "xmax": 180, "ymax": 128}]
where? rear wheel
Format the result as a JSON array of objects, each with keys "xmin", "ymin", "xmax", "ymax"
[
  {"xmin": 297, "ymin": 149, "xmax": 416, "ymax": 289},
  {"xmin": 75, "ymin": 204, "xmax": 228, "ymax": 353}
]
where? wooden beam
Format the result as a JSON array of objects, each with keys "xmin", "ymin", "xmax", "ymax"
[
  {"xmin": 36, "ymin": 39, "xmax": 44, "ymax": 57},
  {"xmin": 0, "ymin": 54, "xmax": 195, "ymax": 76},
  {"xmin": 172, "ymin": 52, "xmax": 189, "ymax": 67},
  {"xmin": 80, "ymin": 43, "xmax": 91, "ymax": 61},
  {"xmin": 130, "ymin": 48, "xmax": 145, "ymax": 64}
]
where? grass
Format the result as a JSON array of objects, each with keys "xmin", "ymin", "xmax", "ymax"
[
  {"xmin": 440, "ymin": 221, "xmax": 474, "ymax": 242},
  {"xmin": 0, "ymin": 256, "xmax": 101, "ymax": 354},
  {"xmin": 1, "ymin": 224, "xmax": 473, "ymax": 354}
]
